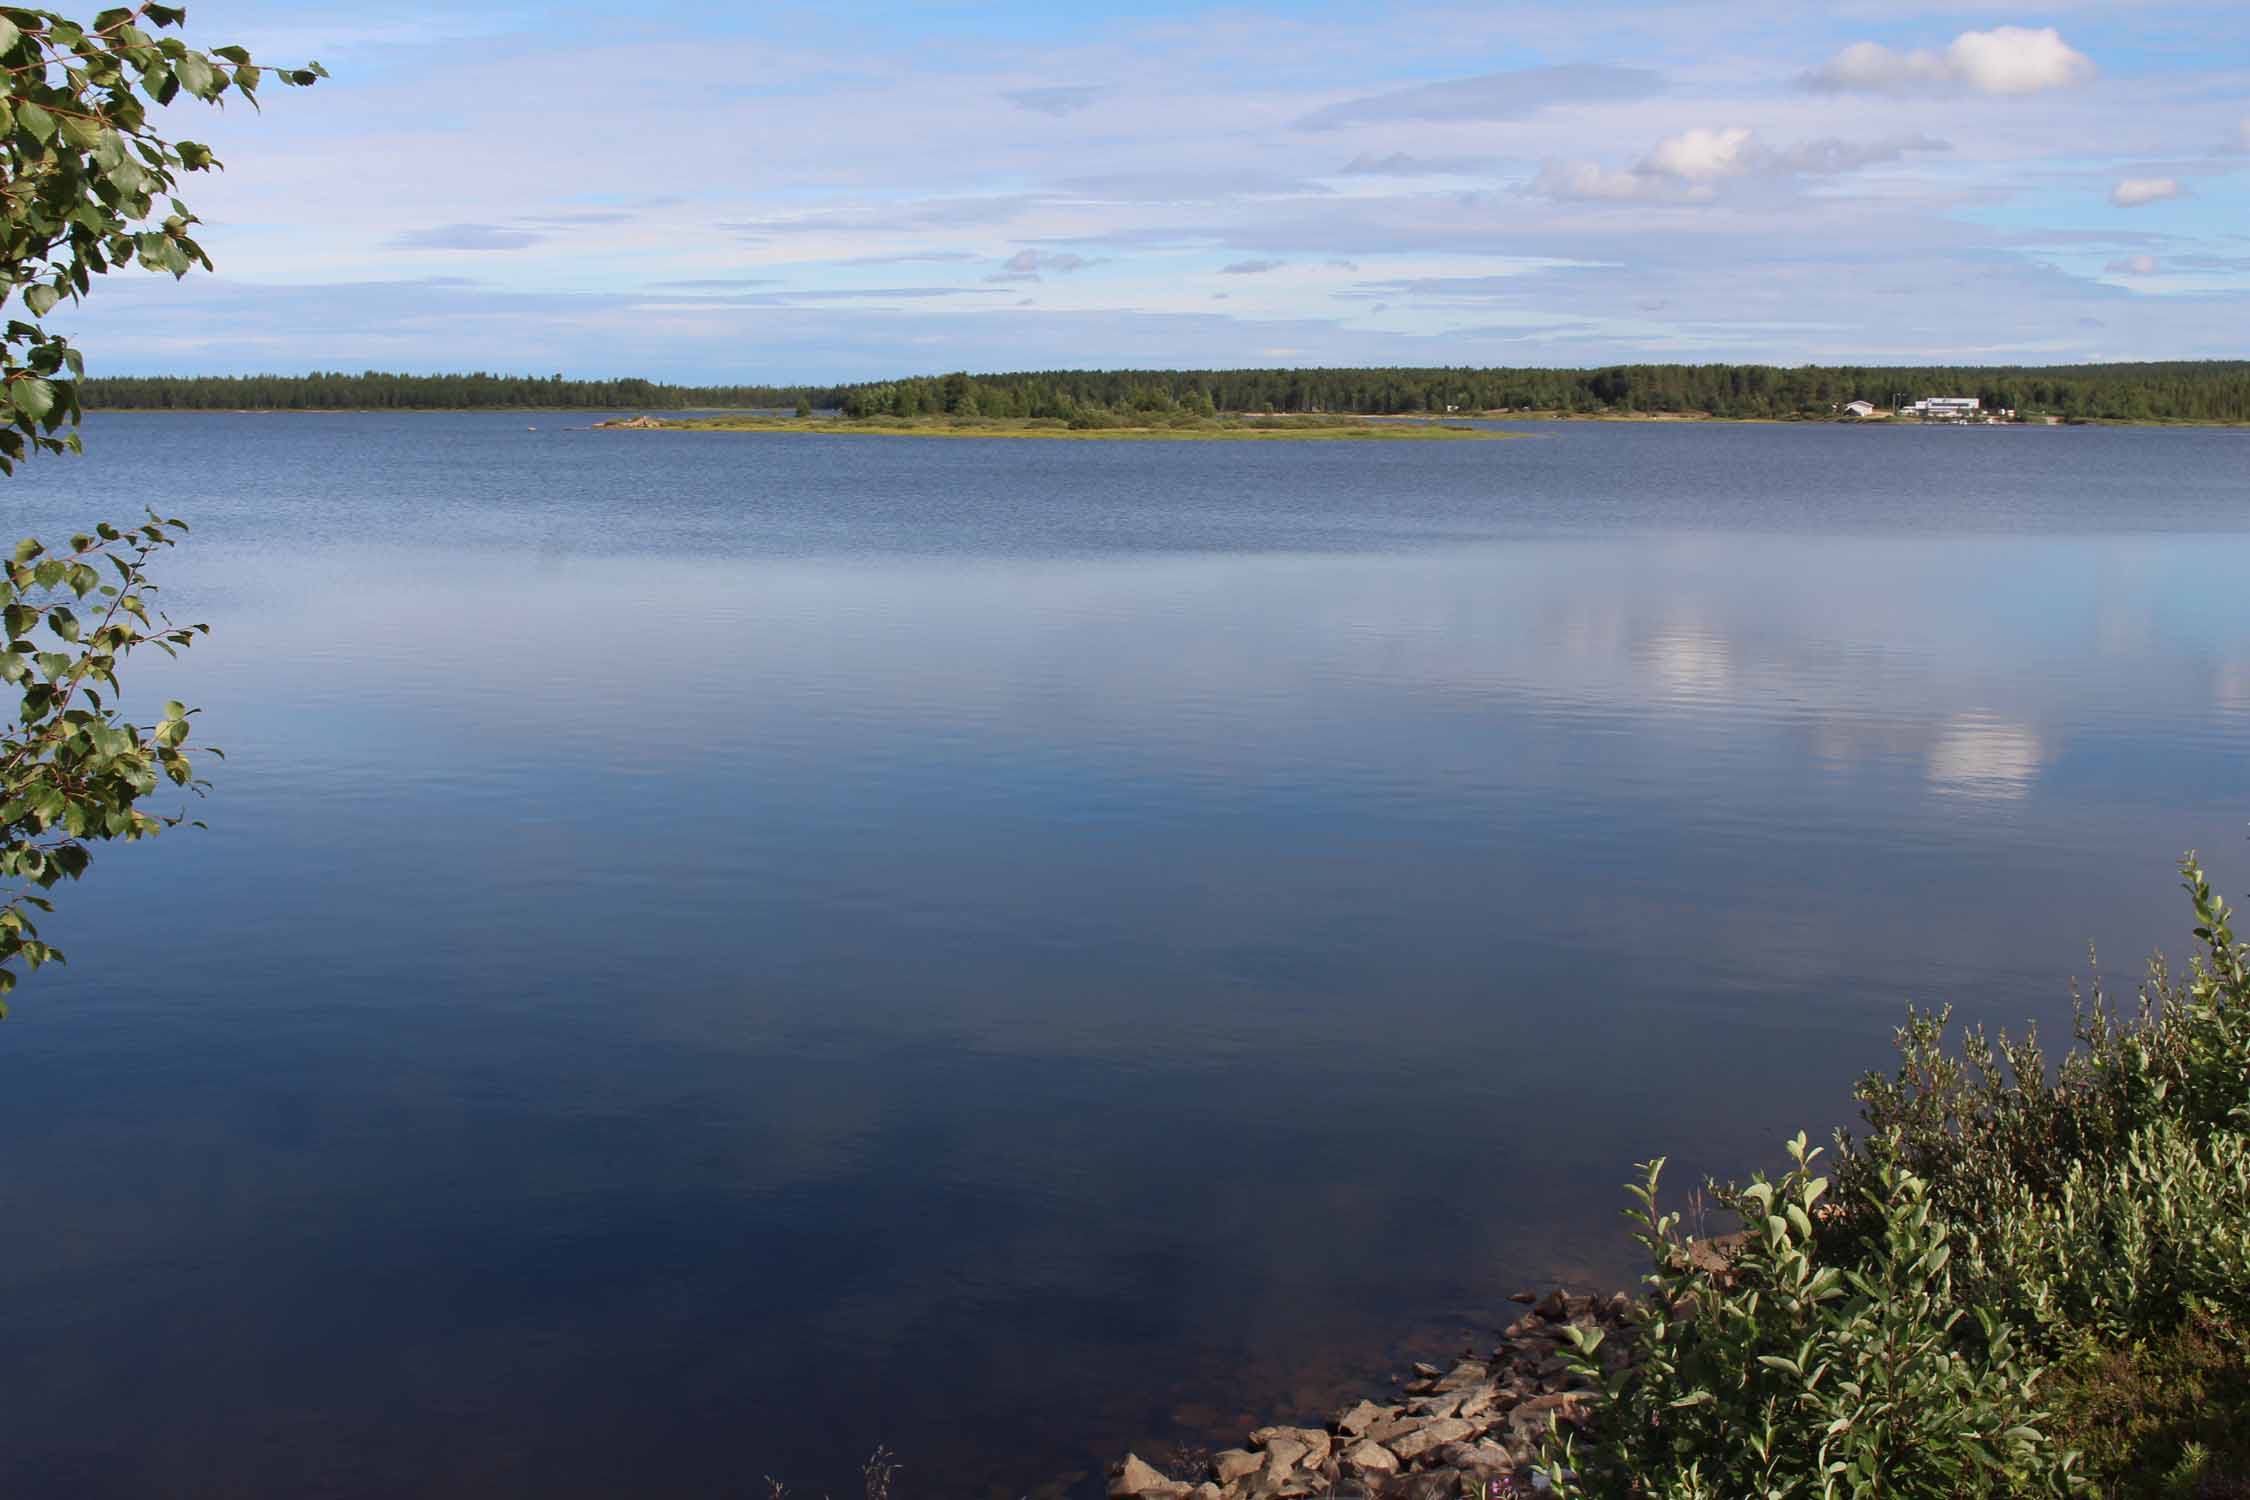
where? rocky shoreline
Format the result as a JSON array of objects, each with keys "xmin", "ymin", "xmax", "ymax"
[{"xmin": 1109, "ymin": 1287, "xmax": 1635, "ymax": 1500}]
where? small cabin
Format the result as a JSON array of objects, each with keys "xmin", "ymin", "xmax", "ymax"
[{"xmin": 1842, "ymin": 400, "xmax": 1876, "ymax": 418}]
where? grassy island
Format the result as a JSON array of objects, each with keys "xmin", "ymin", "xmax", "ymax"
[{"xmin": 616, "ymin": 412, "xmax": 1518, "ymax": 441}]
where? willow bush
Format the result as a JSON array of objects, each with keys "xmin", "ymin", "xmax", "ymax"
[{"xmin": 1544, "ymin": 859, "xmax": 2250, "ymax": 1498}]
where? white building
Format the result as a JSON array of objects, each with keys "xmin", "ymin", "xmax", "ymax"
[
  {"xmin": 1908, "ymin": 396, "xmax": 1982, "ymax": 417},
  {"xmin": 1843, "ymin": 400, "xmax": 1877, "ymax": 418}
]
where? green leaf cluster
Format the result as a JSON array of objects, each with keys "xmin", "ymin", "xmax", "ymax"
[
  {"xmin": 1541, "ymin": 1137, "xmax": 2073, "ymax": 1500},
  {"xmin": 1, "ymin": 512, "xmax": 211, "ymax": 1012},
  {"xmin": 0, "ymin": 5, "xmax": 323, "ymax": 472},
  {"xmin": 1832, "ymin": 863, "xmax": 2250, "ymax": 1342},
  {"xmin": 1543, "ymin": 860, "xmax": 2250, "ymax": 1497}
]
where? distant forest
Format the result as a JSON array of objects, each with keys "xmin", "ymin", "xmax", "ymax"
[
  {"xmin": 78, "ymin": 361, "xmax": 2250, "ymax": 422},
  {"xmin": 77, "ymin": 372, "xmax": 835, "ymax": 412}
]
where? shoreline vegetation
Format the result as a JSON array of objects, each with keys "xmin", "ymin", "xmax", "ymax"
[
  {"xmin": 73, "ymin": 360, "xmax": 2250, "ymax": 426},
  {"xmin": 1087, "ymin": 861, "xmax": 2250, "ymax": 1500},
  {"xmin": 80, "ymin": 404, "xmax": 2250, "ymax": 429},
  {"xmin": 598, "ymin": 412, "xmax": 1516, "ymax": 440}
]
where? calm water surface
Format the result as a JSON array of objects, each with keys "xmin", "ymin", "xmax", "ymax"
[{"xmin": 3, "ymin": 415, "xmax": 2248, "ymax": 1497}]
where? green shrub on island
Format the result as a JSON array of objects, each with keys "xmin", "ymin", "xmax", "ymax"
[{"xmin": 1543, "ymin": 858, "xmax": 2250, "ymax": 1498}]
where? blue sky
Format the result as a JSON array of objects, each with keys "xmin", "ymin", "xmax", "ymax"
[{"xmin": 57, "ymin": 1, "xmax": 2250, "ymax": 381}]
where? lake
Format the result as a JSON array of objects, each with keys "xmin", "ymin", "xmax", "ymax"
[{"xmin": 3, "ymin": 414, "xmax": 2247, "ymax": 1498}]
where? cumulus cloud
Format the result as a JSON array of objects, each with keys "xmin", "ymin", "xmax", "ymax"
[
  {"xmin": 1535, "ymin": 129, "xmax": 1945, "ymax": 203},
  {"xmin": 391, "ymin": 223, "xmax": 544, "ymax": 251},
  {"xmin": 1002, "ymin": 84, "xmax": 1105, "ymax": 116},
  {"xmin": 1534, "ymin": 160, "xmax": 1670, "ymax": 202},
  {"xmin": 1641, "ymin": 127, "xmax": 1755, "ymax": 182},
  {"xmin": 1297, "ymin": 64, "xmax": 1662, "ymax": 129},
  {"xmin": 2112, "ymin": 177, "xmax": 2183, "ymax": 207},
  {"xmin": 1221, "ymin": 258, "xmax": 1285, "ymax": 274},
  {"xmin": 2105, "ymin": 255, "xmax": 2159, "ymax": 275},
  {"xmin": 1535, "ymin": 127, "xmax": 1753, "ymax": 203},
  {"xmin": 1806, "ymin": 27, "xmax": 2093, "ymax": 96}
]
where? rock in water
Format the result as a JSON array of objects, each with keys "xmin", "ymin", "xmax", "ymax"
[
  {"xmin": 1212, "ymin": 1450, "xmax": 1262, "ymax": 1484},
  {"xmin": 1335, "ymin": 1400, "xmax": 1393, "ymax": 1437},
  {"xmin": 1390, "ymin": 1417, "xmax": 1477, "ymax": 1462},
  {"xmin": 1109, "ymin": 1453, "xmax": 1187, "ymax": 1498},
  {"xmin": 1341, "ymin": 1440, "xmax": 1399, "ymax": 1476}
]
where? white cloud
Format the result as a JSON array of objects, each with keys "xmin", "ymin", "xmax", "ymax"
[
  {"xmin": 2111, "ymin": 177, "xmax": 2183, "ymax": 207},
  {"xmin": 1533, "ymin": 159, "xmax": 1693, "ymax": 203},
  {"xmin": 1806, "ymin": 26, "xmax": 2093, "ymax": 95},
  {"xmin": 2105, "ymin": 255, "xmax": 2159, "ymax": 275},
  {"xmin": 1535, "ymin": 126, "xmax": 1752, "ymax": 203},
  {"xmin": 64, "ymin": 2, "xmax": 2250, "ymax": 376},
  {"xmin": 1535, "ymin": 129, "xmax": 1942, "ymax": 203},
  {"xmin": 1641, "ymin": 127, "xmax": 1754, "ymax": 182}
]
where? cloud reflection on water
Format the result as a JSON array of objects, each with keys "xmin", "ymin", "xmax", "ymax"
[{"xmin": 1926, "ymin": 714, "xmax": 2046, "ymax": 801}]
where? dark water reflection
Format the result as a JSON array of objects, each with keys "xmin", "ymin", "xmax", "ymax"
[{"xmin": 2, "ymin": 416, "xmax": 2248, "ymax": 1496}]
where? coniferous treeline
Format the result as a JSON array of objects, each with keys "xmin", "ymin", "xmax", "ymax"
[
  {"xmin": 77, "ymin": 371, "xmax": 846, "ymax": 411},
  {"xmin": 839, "ymin": 361, "xmax": 2250, "ymax": 423},
  {"xmin": 77, "ymin": 361, "xmax": 2250, "ymax": 422}
]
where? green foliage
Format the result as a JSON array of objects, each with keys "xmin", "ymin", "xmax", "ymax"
[
  {"xmin": 1543, "ymin": 1136, "xmax": 2074, "ymax": 1500},
  {"xmin": 1, "ymin": 514, "xmax": 211, "ymax": 1011},
  {"xmin": 2, "ymin": 9, "xmax": 319, "ymax": 1008},
  {"xmin": 1, "ymin": 6, "xmax": 323, "ymax": 471},
  {"xmin": 1551, "ymin": 859, "xmax": 2250, "ymax": 1497},
  {"xmin": 1973, "ymin": 1118, "xmax": 2250, "ymax": 1342},
  {"xmin": 1834, "ymin": 859, "xmax": 2250, "ymax": 1342}
]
